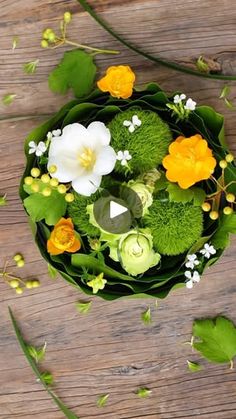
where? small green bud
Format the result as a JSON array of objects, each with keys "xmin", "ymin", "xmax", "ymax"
[{"xmin": 64, "ymin": 11, "xmax": 72, "ymax": 24}]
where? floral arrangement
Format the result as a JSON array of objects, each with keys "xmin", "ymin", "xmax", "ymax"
[{"xmin": 19, "ymin": 13, "xmax": 236, "ymax": 300}]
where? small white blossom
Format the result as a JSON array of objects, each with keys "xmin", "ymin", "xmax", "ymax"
[
  {"xmin": 185, "ymin": 254, "xmax": 200, "ymax": 270},
  {"xmin": 116, "ymin": 150, "xmax": 132, "ymax": 166},
  {"xmin": 200, "ymin": 243, "xmax": 216, "ymax": 259},
  {"xmin": 123, "ymin": 115, "xmax": 142, "ymax": 133},
  {"xmin": 185, "ymin": 270, "xmax": 201, "ymax": 289},
  {"xmin": 28, "ymin": 141, "xmax": 47, "ymax": 157},
  {"xmin": 173, "ymin": 94, "xmax": 186, "ymax": 104},
  {"xmin": 52, "ymin": 129, "xmax": 61, "ymax": 136},
  {"xmin": 184, "ymin": 98, "xmax": 197, "ymax": 111}
]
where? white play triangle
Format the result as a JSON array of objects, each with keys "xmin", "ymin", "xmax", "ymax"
[{"xmin": 110, "ymin": 201, "xmax": 128, "ymax": 219}]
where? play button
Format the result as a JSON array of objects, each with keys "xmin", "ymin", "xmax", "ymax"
[
  {"xmin": 110, "ymin": 201, "xmax": 128, "ymax": 219},
  {"xmin": 93, "ymin": 185, "xmax": 143, "ymax": 234}
]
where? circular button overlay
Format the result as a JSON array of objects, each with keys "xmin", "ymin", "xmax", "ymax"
[{"xmin": 93, "ymin": 185, "xmax": 143, "ymax": 234}]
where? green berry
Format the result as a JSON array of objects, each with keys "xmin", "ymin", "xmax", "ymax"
[
  {"xmin": 31, "ymin": 280, "xmax": 40, "ymax": 288},
  {"xmin": 201, "ymin": 202, "xmax": 211, "ymax": 212},
  {"xmin": 15, "ymin": 287, "xmax": 23, "ymax": 295},
  {"xmin": 24, "ymin": 176, "xmax": 33, "ymax": 185},
  {"xmin": 226, "ymin": 193, "xmax": 235, "ymax": 203},
  {"xmin": 17, "ymin": 259, "xmax": 25, "ymax": 268},
  {"xmin": 65, "ymin": 193, "xmax": 75, "ymax": 203},
  {"xmin": 64, "ymin": 11, "xmax": 72, "ymax": 23},
  {"xmin": 209, "ymin": 210, "xmax": 219, "ymax": 220},
  {"xmin": 9, "ymin": 279, "xmax": 20, "ymax": 288},
  {"xmin": 41, "ymin": 174, "xmax": 50, "ymax": 184},
  {"xmin": 48, "ymin": 32, "xmax": 56, "ymax": 43},
  {"xmin": 48, "ymin": 165, "xmax": 57, "ymax": 174},
  {"xmin": 25, "ymin": 280, "xmax": 33, "ymax": 289},
  {"xmin": 225, "ymin": 153, "xmax": 234, "ymax": 163},
  {"xmin": 42, "ymin": 187, "xmax": 52, "ymax": 197},
  {"xmin": 223, "ymin": 206, "xmax": 233, "ymax": 215},
  {"xmin": 31, "ymin": 182, "xmax": 40, "ymax": 192},
  {"xmin": 50, "ymin": 177, "xmax": 59, "ymax": 187},
  {"xmin": 31, "ymin": 167, "xmax": 40, "ymax": 178},
  {"xmin": 41, "ymin": 39, "xmax": 49, "ymax": 48},
  {"xmin": 57, "ymin": 184, "xmax": 67, "ymax": 194},
  {"xmin": 13, "ymin": 253, "xmax": 22, "ymax": 262},
  {"xmin": 219, "ymin": 160, "xmax": 227, "ymax": 169}
]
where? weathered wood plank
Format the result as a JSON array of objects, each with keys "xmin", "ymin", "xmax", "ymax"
[{"xmin": 1, "ymin": 0, "xmax": 236, "ymax": 418}]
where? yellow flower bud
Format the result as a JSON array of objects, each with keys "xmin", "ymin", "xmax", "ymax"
[
  {"xmin": 219, "ymin": 160, "xmax": 227, "ymax": 169},
  {"xmin": 201, "ymin": 202, "xmax": 211, "ymax": 212},
  {"xmin": 223, "ymin": 206, "xmax": 233, "ymax": 215},
  {"xmin": 50, "ymin": 177, "xmax": 59, "ymax": 187},
  {"xmin": 209, "ymin": 210, "xmax": 219, "ymax": 220},
  {"xmin": 25, "ymin": 280, "xmax": 33, "ymax": 289},
  {"xmin": 225, "ymin": 153, "xmax": 234, "ymax": 163},
  {"xmin": 17, "ymin": 259, "xmax": 25, "ymax": 268},
  {"xmin": 226, "ymin": 193, "xmax": 235, "ymax": 203},
  {"xmin": 13, "ymin": 253, "xmax": 22, "ymax": 262},
  {"xmin": 24, "ymin": 176, "xmax": 33, "ymax": 185},
  {"xmin": 64, "ymin": 11, "xmax": 72, "ymax": 24},
  {"xmin": 31, "ymin": 167, "xmax": 41, "ymax": 178},
  {"xmin": 41, "ymin": 174, "xmax": 50, "ymax": 184},
  {"xmin": 9, "ymin": 279, "xmax": 20, "ymax": 288},
  {"xmin": 42, "ymin": 187, "xmax": 52, "ymax": 197},
  {"xmin": 15, "ymin": 287, "xmax": 23, "ymax": 295},
  {"xmin": 65, "ymin": 193, "xmax": 75, "ymax": 203},
  {"xmin": 41, "ymin": 39, "xmax": 49, "ymax": 48},
  {"xmin": 31, "ymin": 182, "xmax": 40, "ymax": 193},
  {"xmin": 31, "ymin": 280, "xmax": 40, "ymax": 288},
  {"xmin": 57, "ymin": 184, "xmax": 67, "ymax": 194},
  {"xmin": 49, "ymin": 165, "xmax": 57, "ymax": 174}
]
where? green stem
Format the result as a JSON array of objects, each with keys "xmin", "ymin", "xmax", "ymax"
[
  {"xmin": 64, "ymin": 39, "xmax": 119, "ymax": 55},
  {"xmin": 77, "ymin": 0, "xmax": 236, "ymax": 81}
]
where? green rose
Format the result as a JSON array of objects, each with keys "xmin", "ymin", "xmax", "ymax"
[
  {"xmin": 127, "ymin": 180, "xmax": 153, "ymax": 215},
  {"xmin": 109, "ymin": 229, "xmax": 161, "ymax": 276}
]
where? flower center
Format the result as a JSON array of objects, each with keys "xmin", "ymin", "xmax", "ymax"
[
  {"xmin": 78, "ymin": 147, "xmax": 96, "ymax": 170},
  {"xmin": 131, "ymin": 242, "xmax": 143, "ymax": 257},
  {"xmin": 54, "ymin": 226, "xmax": 75, "ymax": 250}
]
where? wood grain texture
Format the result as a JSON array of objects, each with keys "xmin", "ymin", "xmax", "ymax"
[{"xmin": 0, "ymin": 1, "xmax": 236, "ymax": 418}]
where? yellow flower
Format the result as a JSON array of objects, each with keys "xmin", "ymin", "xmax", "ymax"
[
  {"xmin": 162, "ymin": 134, "xmax": 216, "ymax": 189},
  {"xmin": 47, "ymin": 217, "xmax": 81, "ymax": 255},
  {"xmin": 87, "ymin": 273, "xmax": 107, "ymax": 294},
  {"xmin": 97, "ymin": 65, "xmax": 135, "ymax": 99}
]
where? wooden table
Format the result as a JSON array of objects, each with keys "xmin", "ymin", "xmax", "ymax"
[{"xmin": 1, "ymin": 1, "xmax": 236, "ymax": 418}]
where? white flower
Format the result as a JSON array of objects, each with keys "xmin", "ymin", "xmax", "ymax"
[
  {"xmin": 123, "ymin": 115, "xmax": 142, "ymax": 133},
  {"xmin": 184, "ymin": 98, "xmax": 197, "ymax": 111},
  {"xmin": 173, "ymin": 94, "xmax": 186, "ymax": 104},
  {"xmin": 185, "ymin": 254, "xmax": 200, "ymax": 270},
  {"xmin": 116, "ymin": 150, "xmax": 132, "ymax": 166},
  {"xmin": 200, "ymin": 243, "xmax": 216, "ymax": 259},
  {"xmin": 47, "ymin": 122, "xmax": 116, "ymax": 197},
  {"xmin": 185, "ymin": 270, "xmax": 201, "ymax": 289},
  {"xmin": 52, "ymin": 129, "xmax": 61, "ymax": 136},
  {"xmin": 28, "ymin": 141, "xmax": 47, "ymax": 157}
]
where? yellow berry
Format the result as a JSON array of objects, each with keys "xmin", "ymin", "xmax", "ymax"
[
  {"xmin": 31, "ymin": 167, "xmax": 41, "ymax": 178},
  {"xmin": 9, "ymin": 279, "xmax": 20, "ymax": 288},
  {"xmin": 201, "ymin": 202, "xmax": 211, "ymax": 212},
  {"xmin": 64, "ymin": 11, "xmax": 72, "ymax": 23},
  {"xmin": 42, "ymin": 187, "xmax": 52, "ymax": 197},
  {"xmin": 15, "ymin": 287, "xmax": 23, "ymax": 295},
  {"xmin": 49, "ymin": 165, "xmax": 57, "ymax": 174},
  {"xmin": 43, "ymin": 28, "xmax": 52, "ymax": 39},
  {"xmin": 209, "ymin": 210, "xmax": 219, "ymax": 220},
  {"xmin": 48, "ymin": 31, "xmax": 56, "ymax": 43},
  {"xmin": 223, "ymin": 206, "xmax": 233, "ymax": 215},
  {"xmin": 31, "ymin": 280, "xmax": 40, "ymax": 288},
  {"xmin": 41, "ymin": 39, "xmax": 49, "ymax": 48},
  {"xmin": 226, "ymin": 193, "xmax": 235, "ymax": 203},
  {"xmin": 25, "ymin": 280, "xmax": 33, "ymax": 289},
  {"xmin": 24, "ymin": 176, "xmax": 33, "ymax": 185},
  {"xmin": 41, "ymin": 174, "xmax": 50, "ymax": 184},
  {"xmin": 13, "ymin": 253, "xmax": 22, "ymax": 262},
  {"xmin": 65, "ymin": 193, "xmax": 75, "ymax": 203},
  {"xmin": 57, "ymin": 184, "xmax": 67, "ymax": 194},
  {"xmin": 17, "ymin": 259, "xmax": 25, "ymax": 268},
  {"xmin": 50, "ymin": 177, "xmax": 59, "ymax": 187},
  {"xmin": 225, "ymin": 153, "xmax": 234, "ymax": 163},
  {"xmin": 219, "ymin": 160, "xmax": 227, "ymax": 169},
  {"xmin": 31, "ymin": 182, "xmax": 40, "ymax": 193}
]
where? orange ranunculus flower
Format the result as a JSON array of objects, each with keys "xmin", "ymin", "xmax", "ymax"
[
  {"xmin": 162, "ymin": 134, "xmax": 217, "ymax": 189},
  {"xmin": 97, "ymin": 65, "xmax": 135, "ymax": 99},
  {"xmin": 47, "ymin": 218, "xmax": 81, "ymax": 256}
]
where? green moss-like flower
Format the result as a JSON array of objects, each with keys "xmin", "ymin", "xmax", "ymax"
[
  {"xmin": 109, "ymin": 229, "xmax": 161, "ymax": 276},
  {"xmin": 109, "ymin": 108, "xmax": 172, "ymax": 175},
  {"xmin": 67, "ymin": 192, "xmax": 100, "ymax": 237},
  {"xmin": 144, "ymin": 198, "xmax": 203, "ymax": 255}
]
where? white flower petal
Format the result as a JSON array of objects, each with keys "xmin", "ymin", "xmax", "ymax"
[
  {"xmin": 29, "ymin": 141, "xmax": 36, "ymax": 148},
  {"xmin": 123, "ymin": 120, "xmax": 131, "ymax": 127},
  {"xmin": 128, "ymin": 124, "xmax": 135, "ymax": 133},
  {"xmin": 173, "ymin": 95, "xmax": 181, "ymax": 104},
  {"xmin": 93, "ymin": 146, "xmax": 116, "ymax": 175},
  {"xmin": 185, "ymin": 261, "xmax": 194, "ymax": 269},
  {"xmin": 29, "ymin": 148, "xmax": 36, "ymax": 154},
  {"xmin": 132, "ymin": 115, "xmax": 142, "ymax": 126},
  {"xmin": 192, "ymin": 271, "xmax": 200, "ymax": 283},
  {"xmin": 72, "ymin": 173, "xmax": 102, "ymax": 196},
  {"xmin": 184, "ymin": 271, "xmax": 192, "ymax": 280},
  {"xmin": 123, "ymin": 150, "xmax": 132, "ymax": 160},
  {"xmin": 184, "ymin": 98, "xmax": 197, "ymax": 111},
  {"xmin": 186, "ymin": 280, "xmax": 193, "ymax": 289},
  {"xmin": 180, "ymin": 93, "xmax": 186, "ymax": 100},
  {"xmin": 35, "ymin": 149, "xmax": 43, "ymax": 157},
  {"xmin": 52, "ymin": 129, "xmax": 61, "ymax": 136},
  {"xmin": 121, "ymin": 159, "xmax": 127, "ymax": 166},
  {"xmin": 116, "ymin": 151, "xmax": 124, "ymax": 160},
  {"xmin": 87, "ymin": 121, "xmax": 111, "ymax": 146}
]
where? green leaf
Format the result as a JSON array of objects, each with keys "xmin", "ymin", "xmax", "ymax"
[
  {"xmin": 97, "ymin": 394, "xmax": 109, "ymax": 407},
  {"xmin": 212, "ymin": 213, "xmax": 236, "ymax": 249},
  {"xmin": 187, "ymin": 360, "xmax": 203, "ymax": 372},
  {"xmin": 8, "ymin": 307, "xmax": 80, "ymax": 418},
  {"xmin": 75, "ymin": 301, "xmax": 91, "ymax": 314},
  {"xmin": 40, "ymin": 371, "xmax": 54, "ymax": 386},
  {"xmin": 196, "ymin": 56, "xmax": 209, "ymax": 73},
  {"xmin": 2, "ymin": 94, "xmax": 16, "ymax": 105},
  {"xmin": 141, "ymin": 307, "xmax": 152, "ymax": 325},
  {"xmin": 193, "ymin": 316, "xmax": 236, "ymax": 366},
  {"xmin": 167, "ymin": 183, "xmax": 206, "ymax": 206},
  {"xmin": 47, "ymin": 263, "xmax": 58, "ymax": 279},
  {"xmin": 12, "ymin": 36, "xmax": 19, "ymax": 50},
  {"xmin": 23, "ymin": 59, "xmax": 39, "ymax": 74},
  {"xmin": 0, "ymin": 194, "xmax": 7, "ymax": 206},
  {"xmin": 136, "ymin": 387, "xmax": 152, "ymax": 398},
  {"xmin": 154, "ymin": 172, "xmax": 169, "ymax": 192},
  {"xmin": 24, "ymin": 190, "xmax": 67, "ymax": 226},
  {"xmin": 28, "ymin": 341, "xmax": 47, "ymax": 363},
  {"xmin": 48, "ymin": 49, "xmax": 96, "ymax": 98}
]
